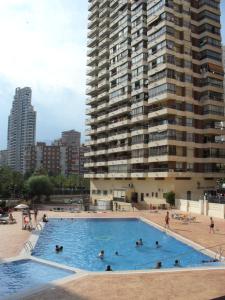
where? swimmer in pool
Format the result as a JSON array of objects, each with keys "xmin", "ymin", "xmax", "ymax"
[{"xmin": 98, "ymin": 250, "xmax": 104, "ymax": 259}]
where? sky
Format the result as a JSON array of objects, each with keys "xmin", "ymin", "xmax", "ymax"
[{"xmin": 0, "ymin": 1, "xmax": 225, "ymax": 149}]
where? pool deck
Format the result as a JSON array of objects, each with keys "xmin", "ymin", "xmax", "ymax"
[{"xmin": 2, "ymin": 209, "xmax": 225, "ymax": 299}]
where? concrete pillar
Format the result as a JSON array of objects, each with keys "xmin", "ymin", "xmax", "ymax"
[
  {"xmin": 199, "ymin": 200, "xmax": 204, "ymax": 215},
  {"xmin": 203, "ymin": 200, "xmax": 208, "ymax": 216}
]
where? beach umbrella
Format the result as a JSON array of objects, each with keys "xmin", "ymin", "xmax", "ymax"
[{"xmin": 14, "ymin": 204, "xmax": 29, "ymax": 209}]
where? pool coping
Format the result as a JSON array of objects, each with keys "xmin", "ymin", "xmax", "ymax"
[{"xmin": 2, "ymin": 216, "xmax": 225, "ymax": 299}]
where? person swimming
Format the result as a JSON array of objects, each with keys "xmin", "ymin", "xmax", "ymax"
[
  {"xmin": 98, "ymin": 250, "xmax": 104, "ymax": 259},
  {"xmin": 55, "ymin": 245, "xmax": 63, "ymax": 252},
  {"xmin": 105, "ymin": 265, "xmax": 112, "ymax": 271},
  {"xmin": 136, "ymin": 238, "xmax": 143, "ymax": 246},
  {"xmin": 155, "ymin": 241, "xmax": 160, "ymax": 248},
  {"xmin": 174, "ymin": 259, "xmax": 181, "ymax": 267},
  {"xmin": 202, "ymin": 259, "xmax": 219, "ymax": 263},
  {"xmin": 155, "ymin": 261, "xmax": 162, "ymax": 269},
  {"xmin": 115, "ymin": 251, "xmax": 119, "ymax": 255}
]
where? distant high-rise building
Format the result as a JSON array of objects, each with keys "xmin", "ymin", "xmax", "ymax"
[
  {"xmin": 61, "ymin": 130, "xmax": 81, "ymax": 147},
  {"xmin": 0, "ymin": 150, "xmax": 8, "ymax": 167},
  {"xmin": 85, "ymin": 0, "xmax": 225, "ymax": 203},
  {"xmin": 223, "ymin": 45, "xmax": 225, "ymax": 100},
  {"xmin": 7, "ymin": 87, "xmax": 36, "ymax": 173}
]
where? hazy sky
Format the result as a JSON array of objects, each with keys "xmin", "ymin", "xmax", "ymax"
[{"xmin": 0, "ymin": 1, "xmax": 225, "ymax": 149}]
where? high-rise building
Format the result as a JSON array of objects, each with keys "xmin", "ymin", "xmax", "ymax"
[
  {"xmin": 7, "ymin": 87, "xmax": 36, "ymax": 173},
  {"xmin": 61, "ymin": 130, "xmax": 81, "ymax": 147},
  {"xmin": 85, "ymin": 0, "xmax": 225, "ymax": 203},
  {"xmin": 0, "ymin": 150, "xmax": 8, "ymax": 167}
]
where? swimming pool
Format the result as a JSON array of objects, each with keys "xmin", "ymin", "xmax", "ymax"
[
  {"xmin": 32, "ymin": 218, "xmax": 217, "ymax": 271},
  {"xmin": 0, "ymin": 259, "xmax": 74, "ymax": 300}
]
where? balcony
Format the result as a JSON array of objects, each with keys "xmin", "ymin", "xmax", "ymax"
[
  {"xmin": 98, "ymin": 78, "xmax": 109, "ymax": 89},
  {"xmin": 85, "ymin": 117, "xmax": 97, "ymax": 126},
  {"xmin": 96, "ymin": 148, "xmax": 108, "ymax": 155},
  {"xmin": 97, "ymin": 113, "xmax": 108, "ymax": 122},
  {"xmin": 86, "ymin": 86, "xmax": 98, "ymax": 96},
  {"xmin": 84, "ymin": 162, "xmax": 96, "ymax": 168},
  {"xmin": 131, "ymin": 157, "xmax": 148, "ymax": 164},
  {"xmin": 84, "ymin": 150, "xmax": 96, "ymax": 157},
  {"xmin": 107, "ymin": 145, "xmax": 131, "ymax": 153},
  {"xmin": 108, "ymin": 131, "xmax": 130, "ymax": 142},
  {"xmin": 87, "ymin": 55, "xmax": 99, "ymax": 67},
  {"xmin": 97, "ymin": 125, "xmax": 108, "ymax": 133},
  {"xmin": 98, "ymin": 68, "xmax": 108, "ymax": 79},
  {"xmin": 87, "ymin": 45, "xmax": 99, "ymax": 56},
  {"xmin": 98, "ymin": 57, "xmax": 110, "ymax": 69},
  {"xmin": 108, "ymin": 158, "xmax": 131, "ymax": 165},
  {"xmin": 96, "ymin": 137, "xmax": 108, "ymax": 144},
  {"xmin": 98, "ymin": 47, "xmax": 109, "ymax": 58},
  {"xmin": 108, "ymin": 105, "xmax": 131, "ymax": 118},
  {"xmin": 85, "ymin": 128, "xmax": 97, "ymax": 135},
  {"xmin": 109, "ymin": 93, "xmax": 131, "ymax": 106},
  {"xmin": 98, "ymin": 91, "xmax": 108, "ymax": 101},
  {"xmin": 108, "ymin": 119, "xmax": 131, "ymax": 129},
  {"xmin": 99, "ymin": 17, "xmax": 111, "ymax": 28},
  {"xmin": 131, "ymin": 114, "xmax": 148, "ymax": 123},
  {"xmin": 86, "ymin": 97, "xmax": 98, "ymax": 105},
  {"xmin": 86, "ymin": 75, "xmax": 98, "ymax": 85},
  {"xmin": 86, "ymin": 66, "xmax": 98, "ymax": 76},
  {"xmin": 99, "ymin": 37, "xmax": 110, "ymax": 48}
]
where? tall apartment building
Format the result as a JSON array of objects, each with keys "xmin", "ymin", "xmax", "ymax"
[
  {"xmin": 0, "ymin": 150, "xmax": 8, "ymax": 167},
  {"xmin": 7, "ymin": 87, "xmax": 36, "ymax": 173},
  {"xmin": 85, "ymin": 0, "xmax": 225, "ymax": 203}
]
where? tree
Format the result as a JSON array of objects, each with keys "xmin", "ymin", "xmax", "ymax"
[
  {"xmin": 0, "ymin": 167, "xmax": 24, "ymax": 198},
  {"xmin": 164, "ymin": 191, "xmax": 175, "ymax": 207},
  {"xmin": 26, "ymin": 175, "xmax": 53, "ymax": 201}
]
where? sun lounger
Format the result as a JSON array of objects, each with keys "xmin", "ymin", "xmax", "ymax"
[{"xmin": 0, "ymin": 216, "xmax": 16, "ymax": 224}]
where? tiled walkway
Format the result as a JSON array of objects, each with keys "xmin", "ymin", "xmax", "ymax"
[{"xmin": 1, "ymin": 210, "xmax": 225, "ymax": 299}]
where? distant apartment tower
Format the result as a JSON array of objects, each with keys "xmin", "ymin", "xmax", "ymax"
[
  {"xmin": 24, "ymin": 131, "xmax": 87, "ymax": 176},
  {"xmin": 223, "ymin": 45, "xmax": 225, "ymax": 100},
  {"xmin": 7, "ymin": 87, "xmax": 36, "ymax": 173},
  {"xmin": 0, "ymin": 150, "xmax": 8, "ymax": 167},
  {"xmin": 61, "ymin": 130, "xmax": 81, "ymax": 147},
  {"xmin": 85, "ymin": 0, "xmax": 225, "ymax": 203}
]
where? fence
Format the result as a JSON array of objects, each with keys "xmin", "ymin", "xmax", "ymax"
[{"xmin": 176, "ymin": 199, "xmax": 225, "ymax": 219}]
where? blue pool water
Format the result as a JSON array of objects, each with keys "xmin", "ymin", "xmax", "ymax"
[
  {"xmin": 32, "ymin": 218, "xmax": 217, "ymax": 271},
  {"xmin": 0, "ymin": 259, "xmax": 74, "ymax": 299}
]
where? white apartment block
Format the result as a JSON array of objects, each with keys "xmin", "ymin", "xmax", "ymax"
[{"xmin": 85, "ymin": 0, "xmax": 225, "ymax": 204}]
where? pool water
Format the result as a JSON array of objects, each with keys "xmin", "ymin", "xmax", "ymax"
[
  {"xmin": 0, "ymin": 259, "xmax": 74, "ymax": 299},
  {"xmin": 32, "ymin": 218, "xmax": 217, "ymax": 271}
]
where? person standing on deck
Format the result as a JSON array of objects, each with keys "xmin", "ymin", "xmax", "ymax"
[{"xmin": 165, "ymin": 211, "xmax": 170, "ymax": 229}]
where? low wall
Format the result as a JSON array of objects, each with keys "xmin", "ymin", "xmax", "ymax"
[
  {"xmin": 112, "ymin": 201, "xmax": 134, "ymax": 212},
  {"xmin": 176, "ymin": 199, "xmax": 225, "ymax": 219}
]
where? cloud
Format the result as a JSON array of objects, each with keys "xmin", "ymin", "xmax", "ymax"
[
  {"xmin": 0, "ymin": 0, "xmax": 87, "ymax": 94},
  {"xmin": 0, "ymin": 0, "xmax": 88, "ymax": 148}
]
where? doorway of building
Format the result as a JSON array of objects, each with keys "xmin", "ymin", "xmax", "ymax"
[{"xmin": 187, "ymin": 191, "xmax": 191, "ymax": 200}]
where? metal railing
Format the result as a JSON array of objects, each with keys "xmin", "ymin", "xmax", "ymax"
[{"xmin": 24, "ymin": 241, "xmax": 34, "ymax": 253}]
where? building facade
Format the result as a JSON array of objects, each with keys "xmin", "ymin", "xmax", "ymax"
[
  {"xmin": 0, "ymin": 150, "xmax": 8, "ymax": 167},
  {"xmin": 85, "ymin": 0, "xmax": 225, "ymax": 203},
  {"xmin": 7, "ymin": 87, "xmax": 36, "ymax": 173},
  {"xmin": 24, "ymin": 131, "xmax": 87, "ymax": 176}
]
